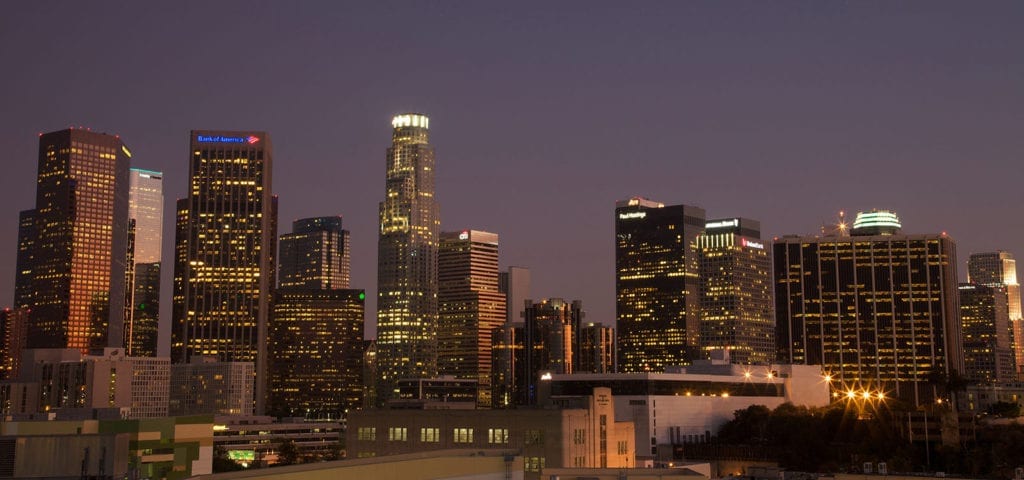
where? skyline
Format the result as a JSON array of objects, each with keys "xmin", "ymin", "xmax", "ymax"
[{"xmin": 2, "ymin": 3, "xmax": 1023, "ymax": 343}]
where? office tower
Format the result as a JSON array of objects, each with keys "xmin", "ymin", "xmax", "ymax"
[
  {"xmin": 959, "ymin": 284, "xmax": 1015, "ymax": 384},
  {"xmin": 13, "ymin": 210, "xmax": 35, "ymax": 309},
  {"xmin": 968, "ymin": 251, "xmax": 1022, "ymax": 375},
  {"xmin": 169, "ymin": 357, "xmax": 254, "ymax": 416},
  {"xmin": 578, "ymin": 322, "xmax": 615, "ymax": 373},
  {"xmin": 774, "ymin": 210, "xmax": 963, "ymax": 405},
  {"xmin": 22, "ymin": 129, "xmax": 130, "ymax": 352},
  {"xmin": 615, "ymin": 197, "xmax": 706, "ymax": 372},
  {"xmin": 438, "ymin": 230, "xmax": 506, "ymax": 407},
  {"xmin": 362, "ymin": 340, "xmax": 377, "ymax": 408},
  {"xmin": 522, "ymin": 298, "xmax": 584, "ymax": 405},
  {"xmin": 377, "ymin": 113, "xmax": 440, "ymax": 402},
  {"xmin": 125, "ymin": 168, "xmax": 163, "ymax": 356},
  {"xmin": 270, "ymin": 289, "xmax": 365, "ymax": 419},
  {"xmin": 1, "ymin": 307, "xmax": 29, "ymax": 380},
  {"xmin": 278, "ymin": 216, "xmax": 350, "ymax": 289},
  {"xmin": 172, "ymin": 130, "xmax": 275, "ymax": 414},
  {"xmin": 499, "ymin": 266, "xmax": 531, "ymax": 324},
  {"xmin": 490, "ymin": 322, "xmax": 525, "ymax": 408},
  {"xmin": 697, "ymin": 218, "xmax": 774, "ymax": 365}
]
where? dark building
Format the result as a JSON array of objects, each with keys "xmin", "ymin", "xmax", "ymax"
[
  {"xmin": 967, "ymin": 251, "xmax": 1022, "ymax": 377},
  {"xmin": 491, "ymin": 322, "xmax": 525, "ymax": 408},
  {"xmin": 278, "ymin": 216, "xmax": 350, "ymax": 290},
  {"xmin": 578, "ymin": 322, "xmax": 615, "ymax": 374},
  {"xmin": 959, "ymin": 283, "xmax": 1015, "ymax": 384},
  {"xmin": 522, "ymin": 298, "xmax": 584, "ymax": 405},
  {"xmin": 13, "ymin": 210, "xmax": 35, "ymax": 309},
  {"xmin": 438, "ymin": 230, "xmax": 506, "ymax": 407},
  {"xmin": 1, "ymin": 307, "xmax": 29, "ymax": 380},
  {"xmin": 172, "ymin": 130, "xmax": 276, "ymax": 414},
  {"xmin": 377, "ymin": 113, "xmax": 440, "ymax": 402},
  {"xmin": 697, "ymin": 218, "xmax": 774, "ymax": 364},
  {"xmin": 615, "ymin": 197, "xmax": 705, "ymax": 372},
  {"xmin": 127, "ymin": 263, "xmax": 160, "ymax": 357},
  {"xmin": 499, "ymin": 266, "xmax": 531, "ymax": 324},
  {"xmin": 774, "ymin": 210, "xmax": 963, "ymax": 405},
  {"xmin": 22, "ymin": 129, "xmax": 130, "ymax": 352},
  {"xmin": 269, "ymin": 288, "xmax": 365, "ymax": 419}
]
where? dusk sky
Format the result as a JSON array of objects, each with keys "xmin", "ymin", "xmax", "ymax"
[{"xmin": 2, "ymin": 2, "xmax": 1022, "ymax": 344}]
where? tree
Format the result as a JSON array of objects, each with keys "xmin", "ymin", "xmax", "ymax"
[
  {"xmin": 212, "ymin": 446, "xmax": 247, "ymax": 473},
  {"xmin": 275, "ymin": 438, "xmax": 300, "ymax": 466}
]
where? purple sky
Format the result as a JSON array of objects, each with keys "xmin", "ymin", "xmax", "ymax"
[{"xmin": 2, "ymin": 2, "xmax": 1022, "ymax": 346}]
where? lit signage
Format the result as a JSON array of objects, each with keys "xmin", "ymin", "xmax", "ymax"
[
  {"xmin": 196, "ymin": 135, "xmax": 260, "ymax": 144},
  {"xmin": 227, "ymin": 450, "xmax": 255, "ymax": 461},
  {"xmin": 618, "ymin": 212, "xmax": 646, "ymax": 220},
  {"xmin": 121, "ymin": 145, "xmax": 132, "ymax": 158},
  {"xmin": 458, "ymin": 231, "xmax": 469, "ymax": 240},
  {"xmin": 706, "ymin": 219, "xmax": 739, "ymax": 229},
  {"xmin": 741, "ymin": 238, "xmax": 764, "ymax": 249}
]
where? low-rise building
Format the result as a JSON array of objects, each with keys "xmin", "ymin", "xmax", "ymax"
[
  {"xmin": 347, "ymin": 387, "xmax": 634, "ymax": 478},
  {"xmin": 213, "ymin": 415, "xmax": 342, "ymax": 466},
  {"xmin": 170, "ymin": 357, "xmax": 254, "ymax": 416},
  {"xmin": 549, "ymin": 355, "xmax": 830, "ymax": 464}
]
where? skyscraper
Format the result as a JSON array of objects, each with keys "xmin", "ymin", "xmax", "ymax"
[
  {"xmin": 172, "ymin": 130, "xmax": 275, "ymax": 414},
  {"xmin": 438, "ymin": 230, "xmax": 506, "ymax": 407},
  {"xmin": 278, "ymin": 216, "xmax": 350, "ymax": 289},
  {"xmin": 959, "ymin": 283, "xmax": 1015, "ymax": 384},
  {"xmin": 578, "ymin": 322, "xmax": 615, "ymax": 374},
  {"xmin": 125, "ymin": 168, "xmax": 163, "ymax": 356},
  {"xmin": 615, "ymin": 197, "xmax": 705, "ymax": 372},
  {"xmin": 13, "ymin": 210, "xmax": 35, "ymax": 309},
  {"xmin": 22, "ymin": 128, "xmax": 130, "ymax": 352},
  {"xmin": 968, "ymin": 251, "xmax": 1022, "ymax": 376},
  {"xmin": 499, "ymin": 266, "xmax": 531, "ymax": 324},
  {"xmin": 377, "ymin": 113, "xmax": 440, "ymax": 402},
  {"xmin": 522, "ymin": 298, "xmax": 584, "ymax": 405},
  {"xmin": 697, "ymin": 218, "xmax": 774, "ymax": 365},
  {"xmin": 270, "ymin": 289, "xmax": 365, "ymax": 418},
  {"xmin": 774, "ymin": 210, "xmax": 963, "ymax": 405},
  {"xmin": 0, "ymin": 307, "xmax": 29, "ymax": 380}
]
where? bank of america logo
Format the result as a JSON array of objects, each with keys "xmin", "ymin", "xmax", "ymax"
[{"xmin": 247, "ymin": 136, "xmax": 260, "ymax": 144}]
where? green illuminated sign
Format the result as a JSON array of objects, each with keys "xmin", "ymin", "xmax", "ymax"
[{"xmin": 227, "ymin": 450, "xmax": 255, "ymax": 461}]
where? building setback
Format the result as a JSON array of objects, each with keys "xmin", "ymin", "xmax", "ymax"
[
  {"xmin": 377, "ymin": 113, "xmax": 440, "ymax": 402},
  {"xmin": 172, "ymin": 130, "xmax": 276, "ymax": 414},
  {"xmin": 615, "ymin": 197, "xmax": 705, "ymax": 372},
  {"xmin": 773, "ymin": 210, "xmax": 963, "ymax": 405},
  {"xmin": 20, "ymin": 129, "xmax": 130, "ymax": 352},
  {"xmin": 438, "ymin": 230, "xmax": 506, "ymax": 407},
  {"xmin": 697, "ymin": 218, "xmax": 774, "ymax": 365}
]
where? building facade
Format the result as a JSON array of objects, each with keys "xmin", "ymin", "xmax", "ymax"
[
  {"xmin": 499, "ymin": 266, "xmax": 531, "ymax": 324},
  {"xmin": 125, "ymin": 168, "xmax": 163, "ymax": 357},
  {"xmin": 697, "ymin": 218, "xmax": 774, "ymax": 365},
  {"xmin": 13, "ymin": 210, "xmax": 35, "ymax": 309},
  {"xmin": 959, "ymin": 283, "xmax": 1015, "ymax": 384},
  {"xmin": 0, "ymin": 307, "xmax": 29, "ymax": 380},
  {"xmin": 616, "ymin": 198, "xmax": 705, "ymax": 372},
  {"xmin": 521, "ymin": 299, "xmax": 584, "ymax": 405},
  {"xmin": 491, "ymin": 322, "xmax": 525, "ymax": 408},
  {"xmin": 172, "ymin": 130, "xmax": 275, "ymax": 414},
  {"xmin": 438, "ymin": 230, "xmax": 506, "ymax": 407},
  {"xmin": 377, "ymin": 113, "xmax": 440, "ymax": 402},
  {"xmin": 578, "ymin": 323, "xmax": 615, "ymax": 374},
  {"xmin": 278, "ymin": 216, "xmax": 350, "ymax": 290},
  {"xmin": 169, "ymin": 357, "xmax": 254, "ymax": 416},
  {"xmin": 968, "ymin": 251, "xmax": 1022, "ymax": 377},
  {"xmin": 774, "ymin": 211, "xmax": 963, "ymax": 405},
  {"xmin": 269, "ymin": 288, "xmax": 365, "ymax": 418},
  {"xmin": 21, "ymin": 129, "xmax": 130, "ymax": 352}
]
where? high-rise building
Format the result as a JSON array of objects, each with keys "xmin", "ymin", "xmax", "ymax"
[
  {"xmin": 269, "ymin": 288, "xmax": 365, "ymax": 419},
  {"xmin": 377, "ymin": 113, "xmax": 440, "ymax": 402},
  {"xmin": 774, "ymin": 210, "xmax": 963, "ymax": 405},
  {"xmin": 490, "ymin": 322, "xmax": 525, "ymax": 408},
  {"xmin": 578, "ymin": 322, "xmax": 615, "ymax": 374},
  {"xmin": 697, "ymin": 218, "xmax": 774, "ymax": 365},
  {"xmin": 1, "ymin": 307, "xmax": 29, "ymax": 380},
  {"xmin": 278, "ymin": 216, "xmax": 350, "ymax": 290},
  {"xmin": 125, "ymin": 168, "xmax": 163, "ymax": 356},
  {"xmin": 959, "ymin": 283, "xmax": 1015, "ymax": 384},
  {"xmin": 615, "ymin": 197, "xmax": 705, "ymax": 372},
  {"xmin": 968, "ymin": 251, "xmax": 1022, "ymax": 376},
  {"xmin": 499, "ymin": 266, "xmax": 531, "ymax": 324},
  {"xmin": 522, "ymin": 298, "xmax": 584, "ymax": 405},
  {"xmin": 13, "ymin": 210, "xmax": 35, "ymax": 309},
  {"xmin": 172, "ymin": 130, "xmax": 275, "ymax": 414},
  {"xmin": 22, "ymin": 129, "xmax": 130, "ymax": 352},
  {"xmin": 438, "ymin": 230, "xmax": 506, "ymax": 407}
]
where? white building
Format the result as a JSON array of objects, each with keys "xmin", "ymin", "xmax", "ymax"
[{"xmin": 548, "ymin": 355, "xmax": 830, "ymax": 464}]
